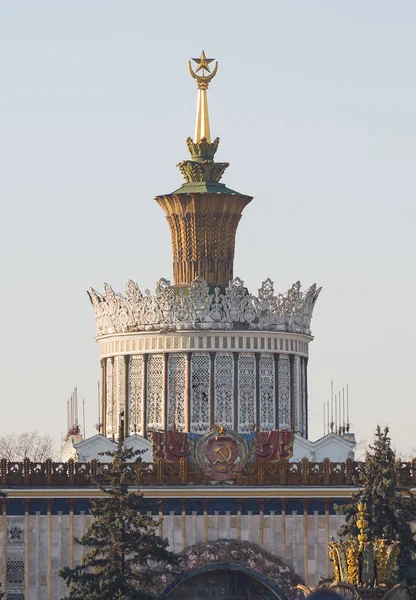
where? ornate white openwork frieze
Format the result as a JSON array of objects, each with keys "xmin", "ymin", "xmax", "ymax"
[
  {"xmin": 278, "ymin": 354, "xmax": 291, "ymax": 430},
  {"xmin": 128, "ymin": 355, "xmax": 144, "ymax": 435},
  {"xmin": 147, "ymin": 355, "xmax": 164, "ymax": 430},
  {"xmin": 167, "ymin": 354, "xmax": 186, "ymax": 431},
  {"xmin": 259, "ymin": 353, "xmax": 275, "ymax": 431},
  {"xmin": 214, "ymin": 353, "xmax": 234, "ymax": 429},
  {"xmin": 238, "ymin": 353, "xmax": 256, "ymax": 433},
  {"xmin": 114, "ymin": 355, "xmax": 125, "ymax": 432},
  {"xmin": 89, "ymin": 276, "xmax": 321, "ymax": 337},
  {"xmin": 190, "ymin": 353, "xmax": 211, "ymax": 433},
  {"xmin": 106, "ymin": 358, "xmax": 113, "ymax": 437},
  {"xmin": 103, "ymin": 350, "xmax": 310, "ymax": 438}
]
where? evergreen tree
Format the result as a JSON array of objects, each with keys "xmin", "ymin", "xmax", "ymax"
[
  {"xmin": 59, "ymin": 427, "xmax": 177, "ymax": 599},
  {"xmin": 339, "ymin": 425, "xmax": 416, "ymax": 585}
]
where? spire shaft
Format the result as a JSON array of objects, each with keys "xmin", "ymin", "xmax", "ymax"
[{"xmin": 195, "ymin": 88, "xmax": 211, "ymax": 143}]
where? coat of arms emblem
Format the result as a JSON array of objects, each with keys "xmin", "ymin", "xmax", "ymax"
[{"xmin": 194, "ymin": 426, "xmax": 249, "ymax": 481}]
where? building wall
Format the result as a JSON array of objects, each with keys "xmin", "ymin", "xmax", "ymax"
[{"xmin": 0, "ymin": 498, "xmax": 345, "ymax": 599}]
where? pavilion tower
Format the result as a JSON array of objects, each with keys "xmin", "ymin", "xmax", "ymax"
[
  {"xmin": 88, "ymin": 52, "xmax": 321, "ymax": 441},
  {"xmin": 156, "ymin": 51, "xmax": 252, "ymax": 286}
]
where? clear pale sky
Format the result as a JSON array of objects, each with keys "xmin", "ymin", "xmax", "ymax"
[{"xmin": 1, "ymin": 1, "xmax": 415, "ymax": 457}]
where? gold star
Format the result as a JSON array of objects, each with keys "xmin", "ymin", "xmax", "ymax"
[{"xmin": 191, "ymin": 50, "xmax": 214, "ymax": 74}]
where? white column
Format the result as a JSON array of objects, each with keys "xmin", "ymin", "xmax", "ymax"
[
  {"xmin": 47, "ymin": 501, "xmax": 52, "ymax": 600},
  {"xmin": 281, "ymin": 501, "xmax": 287, "ymax": 561},
  {"xmin": 247, "ymin": 511, "xmax": 253, "ymax": 543},
  {"xmin": 325, "ymin": 501, "xmax": 330, "ymax": 578},
  {"xmin": 214, "ymin": 511, "xmax": 219, "ymax": 540},
  {"xmin": 169, "ymin": 511, "xmax": 175, "ymax": 552},
  {"xmin": 192, "ymin": 511, "xmax": 197, "ymax": 545},
  {"xmin": 24, "ymin": 502, "xmax": 29, "ymax": 600},
  {"xmin": 58, "ymin": 512, "xmax": 63, "ymax": 600},
  {"xmin": 270, "ymin": 510, "xmax": 275, "ymax": 554},
  {"xmin": 301, "ymin": 358, "xmax": 307, "ymax": 437},
  {"xmin": 293, "ymin": 355, "xmax": 302, "ymax": 435},
  {"xmin": 35, "ymin": 511, "xmax": 40, "ymax": 597},
  {"xmin": 292, "ymin": 511, "xmax": 297, "ymax": 571},
  {"xmin": 314, "ymin": 510, "xmax": 319, "ymax": 583},
  {"xmin": 226, "ymin": 511, "xmax": 231, "ymax": 539}
]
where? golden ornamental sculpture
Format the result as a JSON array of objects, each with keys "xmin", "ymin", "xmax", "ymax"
[
  {"xmin": 175, "ymin": 50, "xmax": 229, "ymax": 182},
  {"xmin": 329, "ymin": 502, "xmax": 400, "ymax": 587},
  {"xmin": 189, "ymin": 50, "xmax": 218, "ymax": 143}
]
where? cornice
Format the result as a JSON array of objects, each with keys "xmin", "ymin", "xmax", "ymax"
[
  {"xmin": 1, "ymin": 486, "xmax": 363, "ymax": 500},
  {"xmin": 96, "ymin": 330, "xmax": 313, "ymax": 359}
]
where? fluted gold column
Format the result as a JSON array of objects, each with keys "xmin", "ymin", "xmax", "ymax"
[{"xmin": 156, "ymin": 193, "xmax": 252, "ymax": 286}]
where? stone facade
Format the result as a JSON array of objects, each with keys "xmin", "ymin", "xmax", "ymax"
[{"xmin": 0, "ymin": 497, "xmax": 347, "ymax": 599}]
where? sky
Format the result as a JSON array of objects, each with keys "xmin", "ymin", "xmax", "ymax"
[{"xmin": 0, "ymin": 1, "xmax": 415, "ymax": 457}]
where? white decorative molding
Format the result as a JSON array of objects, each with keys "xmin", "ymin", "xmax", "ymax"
[
  {"xmin": 291, "ymin": 432, "xmax": 356, "ymax": 462},
  {"xmin": 88, "ymin": 277, "xmax": 321, "ymax": 337},
  {"xmin": 99, "ymin": 331, "xmax": 310, "ymax": 359},
  {"xmin": 72, "ymin": 433, "xmax": 153, "ymax": 462}
]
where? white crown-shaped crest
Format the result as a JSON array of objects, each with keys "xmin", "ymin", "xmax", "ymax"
[{"xmin": 88, "ymin": 277, "xmax": 321, "ymax": 337}]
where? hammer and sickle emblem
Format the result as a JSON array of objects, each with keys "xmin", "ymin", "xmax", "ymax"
[{"xmin": 213, "ymin": 444, "xmax": 232, "ymax": 464}]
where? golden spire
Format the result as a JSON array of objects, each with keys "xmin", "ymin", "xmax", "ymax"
[{"xmin": 189, "ymin": 51, "xmax": 218, "ymax": 143}]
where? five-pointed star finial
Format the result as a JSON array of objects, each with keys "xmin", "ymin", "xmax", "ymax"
[{"xmin": 191, "ymin": 50, "xmax": 214, "ymax": 74}]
